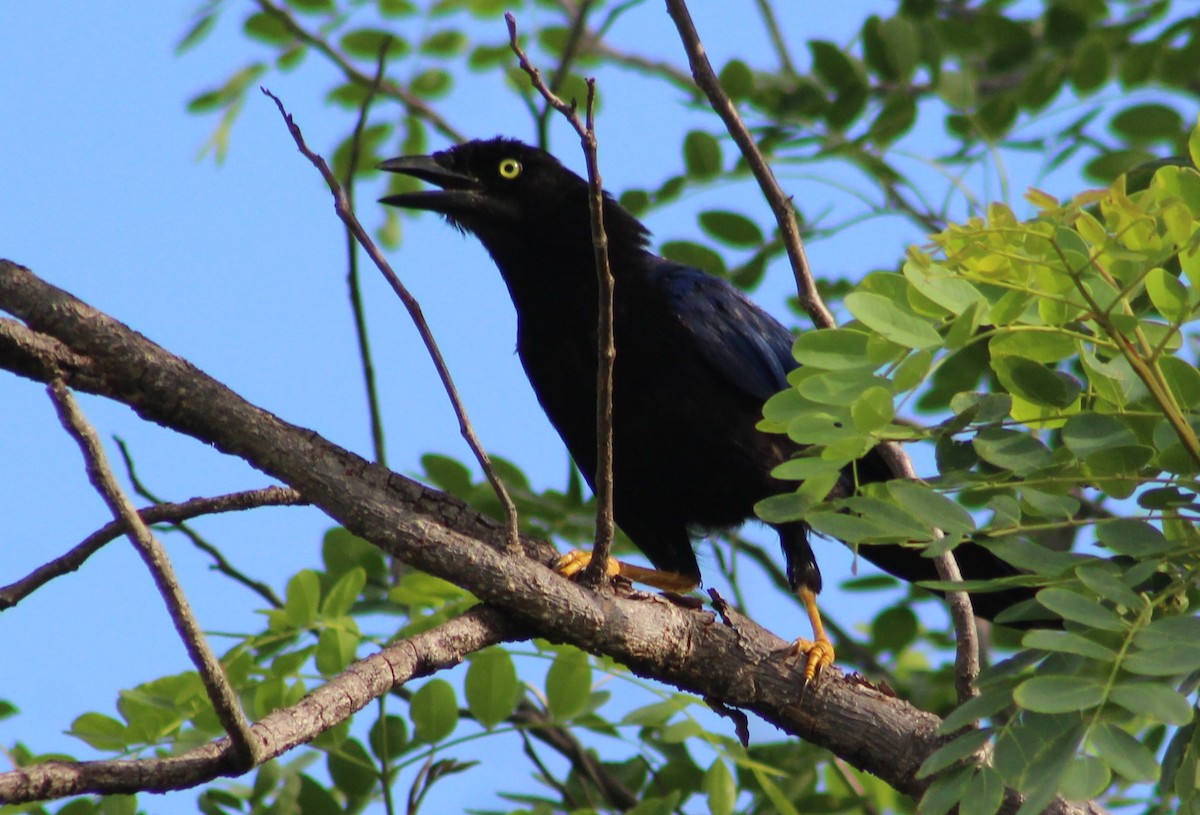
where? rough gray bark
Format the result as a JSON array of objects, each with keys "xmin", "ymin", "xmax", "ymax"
[{"xmin": 0, "ymin": 260, "xmax": 1105, "ymax": 815}]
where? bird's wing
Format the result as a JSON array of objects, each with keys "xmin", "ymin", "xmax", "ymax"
[{"xmin": 649, "ymin": 259, "xmax": 796, "ymax": 402}]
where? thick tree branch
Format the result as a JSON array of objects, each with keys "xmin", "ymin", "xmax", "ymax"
[{"xmin": 0, "ymin": 260, "xmax": 1102, "ymax": 814}]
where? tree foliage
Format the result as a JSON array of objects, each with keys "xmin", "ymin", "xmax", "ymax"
[{"xmin": 4, "ymin": 2, "xmax": 1200, "ymax": 815}]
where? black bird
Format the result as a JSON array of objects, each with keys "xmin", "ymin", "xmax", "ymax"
[{"xmin": 381, "ymin": 138, "xmax": 1031, "ymax": 679}]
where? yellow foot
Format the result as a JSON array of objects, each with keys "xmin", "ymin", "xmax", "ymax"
[
  {"xmin": 554, "ymin": 550, "xmax": 699, "ymax": 593},
  {"xmin": 788, "ymin": 636, "xmax": 835, "ymax": 685},
  {"xmin": 555, "ymin": 549, "xmax": 620, "ymax": 580}
]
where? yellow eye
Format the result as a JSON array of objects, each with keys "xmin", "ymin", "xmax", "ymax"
[{"xmin": 498, "ymin": 158, "xmax": 522, "ymax": 179}]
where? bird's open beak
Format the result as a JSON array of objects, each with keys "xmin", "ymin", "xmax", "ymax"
[{"xmin": 378, "ymin": 155, "xmax": 481, "ymax": 214}]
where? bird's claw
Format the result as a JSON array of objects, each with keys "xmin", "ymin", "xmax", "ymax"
[
  {"xmin": 555, "ymin": 550, "xmax": 620, "ymax": 580},
  {"xmin": 788, "ymin": 637, "xmax": 835, "ymax": 686}
]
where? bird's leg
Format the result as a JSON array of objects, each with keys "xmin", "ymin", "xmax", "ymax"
[
  {"xmin": 788, "ymin": 586, "xmax": 835, "ymax": 684},
  {"xmin": 555, "ymin": 550, "xmax": 699, "ymax": 592}
]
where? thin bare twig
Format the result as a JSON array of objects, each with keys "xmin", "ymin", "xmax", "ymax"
[
  {"xmin": 752, "ymin": 0, "xmax": 796, "ymax": 74},
  {"xmin": 343, "ymin": 42, "xmax": 392, "ymax": 468},
  {"xmin": 663, "ymin": 0, "xmax": 980, "ymax": 699},
  {"xmin": 505, "ymin": 13, "xmax": 616, "ymax": 589},
  {"xmin": 535, "ymin": 0, "xmax": 595, "ymax": 148},
  {"xmin": 663, "ymin": 0, "xmax": 833, "ymax": 330},
  {"xmin": 46, "ymin": 379, "xmax": 260, "ymax": 767},
  {"xmin": 261, "ymin": 87, "xmax": 522, "ymax": 555},
  {"xmin": 253, "ymin": 0, "xmax": 462, "ymax": 143},
  {"xmin": 0, "ymin": 485, "xmax": 302, "ymax": 611}
]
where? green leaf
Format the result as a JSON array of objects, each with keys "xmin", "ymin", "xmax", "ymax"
[
  {"xmin": 683, "ymin": 131, "xmax": 721, "ymax": 179},
  {"xmin": 1160, "ymin": 355, "xmax": 1200, "ymax": 408},
  {"xmin": 872, "ymin": 606, "xmax": 917, "ymax": 652},
  {"xmin": 869, "ymin": 93, "xmax": 917, "ymax": 143},
  {"xmin": 368, "ymin": 714, "xmax": 407, "ymax": 761},
  {"xmin": 316, "ymin": 623, "xmax": 360, "ymax": 675},
  {"xmin": 327, "ymin": 738, "xmax": 376, "ymax": 798},
  {"xmin": 798, "ymin": 369, "xmax": 891, "ymax": 406},
  {"xmin": 68, "ymin": 712, "xmax": 128, "ymax": 751},
  {"xmin": 1122, "ymin": 646, "xmax": 1200, "ymax": 676},
  {"xmin": 177, "ymin": 14, "xmax": 218, "ymax": 54},
  {"xmin": 1014, "ymin": 676, "xmax": 1105, "ymax": 713},
  {"xmin": 917, "ymin": 728, "xmax": 991, "ymax": 777},
  {"xmin": 852, "ymin": 386, "xmax": 895, "ymax": 431},
  {"xmin": 991, "ymin": 356, "xmax": 1080, "ymax": 408},
  {"xmin": 918, "ymin": 767, "xmax": 973, "ymax": 815},
  {"xmin": 718, "ymin": 59, "xmax": 754, "ymax": 99},
  {"xmin": 340, "ymin": 28, "xmax": 407, "ymax": 59},
  {"xmin": 1110, "ymin": 682, "xmax": 1194, "ymax": 725},
  {"xmin": 903, "ymin": 261, "xmax": 985, "ymax": 315},
  {"xmin": 546, "ymin": 648, "xmax": 591, "ymax": 721},
  {"xmin": 1036, "ymin": 588, "xmax": 1127, "ymax": 631},
  {"xmin": 1190, "ymin": 121, "xmax": 1200, "ymax": 171},
  {"xmin": 845, "ymin": 291, "xmax": 942, "ymax": 349},
  {"xmin": 886, "ymin": 481, "xmax": 975, "ymax": 535},
  {"xmin": 938, "ymin": 687, "xmax": 1014, "ymax": 734},
  {"xmin": 1061, "ymin": 413, "xmax": 1137, "ymax": 458},
  {"xmin": 284, "ymin": 569, "xmax": 321, "ymax": 628},
  {"xmin": 660, "ymin": 240, "xmax": 726, "ymax": 276},
  {"xmin": 1146, "ymin": 267, "xmax": 1190, "ymax": 323},
  {"xmin": 810, "ymin": 40, "xmax": 864, "ymax": 91},
  {"xmin": 960, "ymin": 766, "xmax": 1004, "ymax": 815},
  {"xmin": 806, "ymin": 510, "xmax": 896, "ymax": 543},
  {"xmin": 1075, "ymin": 563, "xmax": 1142, "ymax": 609},
  {"xmin": 1112, "ymin": 104, "xmax": 1184, "ymax": 142},
  {"xmin": 1096, "ymin": 518, "xmax": 1172, "ymax": 557},
  {"xmin": 989, "ymin": 330, "xmax": 1077, "ymax": 364},
  {"xmin": 411, "ymin": 68, "xmax": 452, "ymax": 98},
  {"xmin": 244, "ymin": 12, "xmax": 292, "ymax": 44},
  {"xmin": 420, "ymin": 29, "xmax": 466, "ymax": 56},
  {"xmin": 465, "ymin": 648, "xmax": 519, "ymax": 728},
  {"xmin": 698, "ymin": 210, "xmax": 762, "ymax": 247},
  {"xmin": 321, "ymin": 568, "xmax": 365, "ymax": 618},
  {"xmin": 770, "ymin": 456, "xmax": 845, "ymax": 482},
  {"xmin": 791, "ymin": 329, "xmax": 874, "ymax": 369},
  {"xmin": 411, "ymin": 679, "xmax": 458, "ymax": 744},
  {"xmin": 1090, "ymin": 723, "xmax": 1160, "ymax": 782},
  {"xmin": 972, "ymin": 428, "xmax": 1053, "ymax": 475},
  {"xmin": 1060, "ymin": 755, "xmax": 1111, "ymax": 802},
  {"xmin": 421, "ymin": 453, "xmax": 473, "ymax": 496},
  {"xmin": 1135, "ymin": 614, "xmax": 1200, "ymax": 649},
  {"xmin": 1070, "ymin": 34, "xmax": 1109, "ymax": 93},
  {"xmin": 297, "ymin": 774, "xmax": 340, "ymax": 815},
  {"xmin": 703, "ymin": 758, "xmax": 736, "ymax": 815},
  {"xmin": 1083, "ymin": 444, "xmax": 1155, "ymax": 478},
  {"xmin": 1022, "ymin": 628, "xmax": 1116, "ymax": 661}
]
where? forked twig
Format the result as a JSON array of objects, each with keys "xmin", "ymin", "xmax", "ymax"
[
  {"xmin": 261, "ymin": 87, "xmax": 522, "ymax": 554},
  {"xmin": 0, "ymin": 485, "xmax": 302, "ymax": 611},
  {"xmin": 506, "ymin": 13, "xmax": 616, "ymax": 588}
]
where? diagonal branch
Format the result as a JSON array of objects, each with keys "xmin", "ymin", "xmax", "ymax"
[
  {"xmin": 0, "ymin": 605, "xmax": 520, "ymax": 801},
  {"xmin": 0, "ymin": 261, "xmax": 1102, "ymax": 814},
  {"xmin": 661, "ymin": 0, "xmax": 981, "ymax": 703},
  {"xmin": 260, "ymin": 88, "xmax": 522, "ymax": 555},
  {"xmin": 0, "ymin": 485, "xmax": 302, "ymax": 611},
  {"xmin": 45, "ymin": 379, "xmax": 260, "ymax": 767}
]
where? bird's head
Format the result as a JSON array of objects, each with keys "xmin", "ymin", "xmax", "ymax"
[{"xmin": 379, "ymin": 138, "xmax": 647, "ymax": 254}]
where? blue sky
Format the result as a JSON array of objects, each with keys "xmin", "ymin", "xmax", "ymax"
[{"xmin": 0, "ymin": 2, "xmax": 1140, "ymax": 812}]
